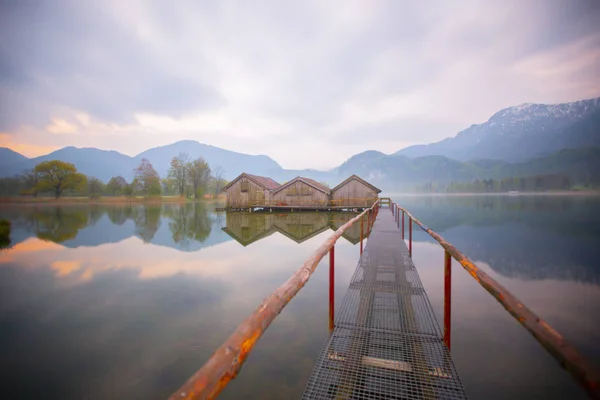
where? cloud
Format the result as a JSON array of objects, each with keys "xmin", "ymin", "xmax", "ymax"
[
  {"xmin": 1, "ymin": 0, "xmax": 599, "ymax": 168},
  {"xmin": 46, "ymin": 118, "xmax": 78, "ymax": 134}
]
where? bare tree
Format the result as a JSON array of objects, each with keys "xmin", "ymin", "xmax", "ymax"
[
  {"xmin": 134, "ymin": 158, "xmax": 161, "ymax": 196},
  {"xmin": 212, "ymin": 166, "xmax": 225, "ymax": 196},
  {"xmin": 168, "ymin": 152, "xmax": 190, "ymax": 197},
  {"xmin": 20, "ymin": 168, "xmax": 40, "ymax": 197}
]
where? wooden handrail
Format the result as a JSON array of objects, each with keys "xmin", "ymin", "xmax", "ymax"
[
  {"xmin": 169, "ymin": 201, "xmax": 381, "ymax": 400},
  {"xmin": 394, "ymin": 202, "xmax": 600, "ymax": 399}
]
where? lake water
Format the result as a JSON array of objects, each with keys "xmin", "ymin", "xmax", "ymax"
[{"xmin": 0, "ymin": 196, "xmax": 598, "ymax": 399}]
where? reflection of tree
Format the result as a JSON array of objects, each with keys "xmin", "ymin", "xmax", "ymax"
[
  {"xmin": 394, "ymin": 195, "xmax": 600, "ymax": 283},
  {"xmin": 88, "ymin": 205, "xmax": 105, "ymax": 226},
  {"xmin": 107, "ymin": 206, "xmax": 130, "ymax": 226},
  {"xmin": 35, "ymin": 206, "xmax": 90, "ymax": 243},
  {"xmin": 133, "ymin": 205, "xmax": 162, "ymax": 243},
  {"xmin": 166, "ymin": 203, "xmax": 212, "ymax": 248}
]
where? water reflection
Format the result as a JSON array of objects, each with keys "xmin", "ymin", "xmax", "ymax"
[
  {"xmin": 222, "ymin": 211, "xmax": 363, "ymax": 246},
  {"xmin": 3, "ymin": 204, "xmax": 216, "ymax": 250},
  {"xmin": 2, "ymin": 205, "xmax": 363, "ymax": 251},
  {"xmin": 0, "ymin": 197, "xmax": 598, "ymax": 399},
  {"xmin": 0, "ymin": 204, "xmax": 361, "ymax": 400},
  {"xmin": 393, "ymin": 195, "xmax": 600, "ymax": 283}
]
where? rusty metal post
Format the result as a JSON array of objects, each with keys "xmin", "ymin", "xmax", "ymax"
[
  {"xmin": 329, "ymin": 245, "xmax": 335, "ymax": 333},
  {"xmin": 360, "ymin": 216, "xmax": 364, "ymax": 255},
  {"xmin": 444, "ymin": 250, "xmax": 452, "ymax": 350},
  {"xmin": 409, "ymin": 218, "xmax": 412, "ymax": 257},
  {"xmin": 401, "ymin": 211, "xmax": 405, "ymax": 239}
]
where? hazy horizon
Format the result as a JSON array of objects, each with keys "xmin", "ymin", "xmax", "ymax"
[{"xmin": 1, "ymin": 1, "xmax": 600, "ymax": 169}]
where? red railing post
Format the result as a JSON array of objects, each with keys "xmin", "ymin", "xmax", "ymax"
[
  {"xmin": 444, "ymin": 250, "xmax": 452, "ymax": 350},
  {"xmin": 397, "ymin": 205, "xmax": 400, "ymax": 228},
  {"xmin": 329, "ymin": 245, "xmax": 335, "ymax": 333},
  {"xmin": 360, "ymin": 216, "xmax": 364, "ymax": 255},
  {"xmin": 401, "ymin": 211, "xmax": 405, "ymax": 239},
  {"xmin": 409, "ymin": 218, "xmax": 412, "ymax": 257}
]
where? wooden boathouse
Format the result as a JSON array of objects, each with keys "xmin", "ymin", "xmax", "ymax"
[
  {"xmin": 331, "ymin": 174, "xmax": 381, "ymax": 207},
  {"xmin": 222, "ymin": 173, "xmax": 381, "ymax": 210},
  {"xmin": 221, "ymin": 173, "xmax": 280, "ymax": 209},
  {"xmin": 271, "ymin": 177, "xmax": 331, "ymax": 207}
]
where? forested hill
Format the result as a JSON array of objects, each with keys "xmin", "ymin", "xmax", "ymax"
[{"xmin": 334, "ymin": 147, "xmax": 600, "ymax": 190}]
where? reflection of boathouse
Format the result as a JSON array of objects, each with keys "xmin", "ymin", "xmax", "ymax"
[
  {"xmin": 222, "ymin": 211, "xmax": 366, "ymax": 246},
  {"xmin": 222, "ymin": 174, "xmax": 381, "ymax": 210}
]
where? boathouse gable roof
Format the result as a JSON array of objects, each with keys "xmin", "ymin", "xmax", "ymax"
[
  {"xmin": 272, "ymin": 176, "xmax": 331, "ymax": 195},
  {"xmin": 222, "ymin": 173, "xmax": 280, "ymax": 191},
  {"xmin": 331, "ymin": 174, "xmax": 382, "ymax": 193}
]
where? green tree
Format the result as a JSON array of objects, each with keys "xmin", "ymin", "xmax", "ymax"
[
  {"xmin": 134, "ymin": 159, "xmax": 161, "ymax": 196},
  {"xmin": 168, "ymin": 153, "xmax": 190, "ymax": 197},
  {"xmin": 187, "ymin": 157, "xmax": 211, "ymax": 199},
  {"xmin": 106, "ymin": 176, "xmax": 127, "ymax": 195},
  {"xmin": 87, "ymin": 176, "xmax": 105, "ymax": 198},
  {"xmin": 0, "ymin": 177, "xmax": 21, "ymax": 196},
  {"xmin": 35, "ymin": 160, "xmax": 86, "ymax": 198},
  {"xmin": 123, "ymin": 183, "xmax": 134, "ymax": 197}
]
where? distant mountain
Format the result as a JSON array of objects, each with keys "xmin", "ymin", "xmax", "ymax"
[
  {"xmin": 396, "ymin": 97, "xmax": 600, "ymax": 162},
  {"xmin": 0, "ymin": 148, "xmax": 29, "ymax": 170},
  {"xmin": 3, "ymin": 147, "xmax": 134, "ymax": 182},
  {"xmin": 134, "ymin": 140, "xmax": 282, "ymax": 181},
  {"xmin": 1, "ymin": 96, "xmax": 599, "ymax": 188},
  {"xmin": 0, "ymin": 141, "xmax": 282, "ymax": 182},
  {"xmin": 335, "ymin": 147, "xmax": 600, "ymax": 190}
]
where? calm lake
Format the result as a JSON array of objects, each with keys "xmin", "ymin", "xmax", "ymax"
[{"xmin": 1, "ymin": 195, "xmax": 599, "ymax": 399}]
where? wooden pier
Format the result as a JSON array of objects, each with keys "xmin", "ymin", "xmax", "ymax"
[
  {"xmin": 169, "ymin": 199, "xmax": 600, "ymax": 400},
  {"xmin": 302, "ymin": 204, "xmax": 467, "ymax": 399}
]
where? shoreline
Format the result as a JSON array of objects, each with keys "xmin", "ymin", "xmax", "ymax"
[
  {"xmin": 384, "ymin": 191, "xmax": 600, "ymax": 197},
  {"xmin": 0, "ymin": 196, "xmax": 226, "ymax": 205}
]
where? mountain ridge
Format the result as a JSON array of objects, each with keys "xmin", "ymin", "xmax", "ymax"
[
  {"xmin": 1, "ymin": 97, "xmax": 599, "ymax": 188},
  {"xmin": 395, "ymin": 96, "xmax": 600, "ymax": 161}
]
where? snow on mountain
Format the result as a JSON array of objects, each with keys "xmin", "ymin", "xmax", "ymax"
[{"xmin": 397, "ymin": 97, "xmax": 600, "ymax": 161}]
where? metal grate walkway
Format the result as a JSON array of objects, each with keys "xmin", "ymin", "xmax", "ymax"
[{"xmin": 302, "ymin": 207, "xmax": 468, "ymax": 399}]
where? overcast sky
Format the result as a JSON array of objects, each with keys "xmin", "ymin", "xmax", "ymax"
[{"xmin": 1, "ymin": 0, "xmax": 599, "ymax": 169}]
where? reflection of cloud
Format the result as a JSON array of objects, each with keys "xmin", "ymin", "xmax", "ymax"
[
  {"xmin": 51, "ymin": 260, "xmax": 82, "ymax": 276},
  {"xmin": 2, "ymin": 231, "xmax": 345, "ymax": 287},
  {"xmin": 0, "ymin": 237, "xmax": 63, "ymax": 263}
]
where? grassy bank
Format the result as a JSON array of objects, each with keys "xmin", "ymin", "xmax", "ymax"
[{"xmin": 0, "ymin": 195, "xmax": 226, "ymax": 205}]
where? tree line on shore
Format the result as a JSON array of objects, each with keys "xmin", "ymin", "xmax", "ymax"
[
  {"xmin": 415, "ymin": 173, "xmax": 575, "ymax": 193},
  {"xmin": 0, "ymin": 153, "xmax": 228, "ymax": 199}
]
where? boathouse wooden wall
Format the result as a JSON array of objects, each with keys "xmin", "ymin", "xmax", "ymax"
[
  {"xmin": 224, "ymin": 177, "xmax": 273, "ymax": 208},
  {"xmin": 272, "ymin": 181, "xmax": 329, "ymax": 206},
  {"xmin": 331, "ymin": 178, "xmax": 378, "ymax": 207}
]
